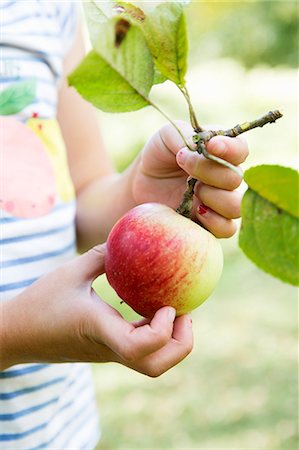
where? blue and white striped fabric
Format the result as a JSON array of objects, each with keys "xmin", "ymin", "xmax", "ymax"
[
  {"xmin": 0, "ymin": 363, "xmax": 99, "ymax": 449},
  {"xmin": 1, "ymin": 0, "xmax": 78, "ymax": 120},
  {"xmin": 1, "ymin": 203, "xmax": 77, "ymax": 296},
  {"xmin": 1, "ymin": 2, "xmax": 100, "ymax": 448}
]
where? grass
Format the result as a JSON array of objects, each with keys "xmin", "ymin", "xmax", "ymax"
[{"xmin": 91, "ymin": 60, "xmax": 298, "ymax": 449}]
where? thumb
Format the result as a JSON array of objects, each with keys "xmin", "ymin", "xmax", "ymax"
[{"xmin": 76, "ymin": 243, "xmax": 107, "ymax": 282}]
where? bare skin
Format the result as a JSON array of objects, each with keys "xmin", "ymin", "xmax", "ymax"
[{"xmin": 1, "ymin": 245, "xmax": 192, "ymax": 377}]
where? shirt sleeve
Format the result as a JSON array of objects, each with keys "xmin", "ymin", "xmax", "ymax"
[{"xmin": 57, "ymin": 2, "xmax": 79, "ymax": 56}]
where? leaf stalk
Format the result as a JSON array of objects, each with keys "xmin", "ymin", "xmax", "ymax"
[
  {"xmin": 149, "ymin": 100, "xmax": 194, "ymax": 150},
  {"xmin": 179, "ymin": 85, "xmax": 203, "ymax": 132}
]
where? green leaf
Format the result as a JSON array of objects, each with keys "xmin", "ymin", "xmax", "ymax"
[
  {"xmin": 93, "ymin": 17, "xmax": 154, "ymax": 91},
  {"xmin": 239, "ymin": 166, "xmax": 299, "ymax": 286},
  {"xmin": 83, "ymin": 1, "xmax": 109, "ymax": 25},
  {"xmin": 153, "ymin": 68, "xmax": 168, "ymax": 85},
  {"xmin": 68, "ymin": 49, "xmax": 151, "ymax": 112},
  {"xmin": 69, "ymin": 15, "xmax": 154, "ymax": 113},
  {"xmin": 244, "ymin": 165, "xmax": 299, "ymax": 219},
  {"xmin": 82, "ymin": 1, "xmax": 110, "ymax": 46},
  {"xmin": 0, "ymin": 79, "xmax": 36, "ymax": 115},
  {"xmin": 78, "ymin": 1, "xmax": 186, "ymax": 111},
  {"xmin": 115, "ymin": 1, "xmax": 146, "ymax": 23},
  {"xmin": 97, "ymin": 2, "xmax": 166, "ymax": 86},
  {"xmin": 142, "ymin": 2, "xmax": 188, "ymax": 86}
]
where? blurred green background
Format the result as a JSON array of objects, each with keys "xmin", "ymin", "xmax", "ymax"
[{"xmin": 91, "ymin": 1, "xmax": 298, "ymax": 449}]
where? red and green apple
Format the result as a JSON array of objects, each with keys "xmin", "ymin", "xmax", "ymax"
[{"xmin": 105, "ymin": 203, "xmax": 223, "ymax": 318}]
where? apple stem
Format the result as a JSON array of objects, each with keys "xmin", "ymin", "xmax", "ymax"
[{"xmin": 176, "ymin": 177, "xmax": 197, "ymax": 218}]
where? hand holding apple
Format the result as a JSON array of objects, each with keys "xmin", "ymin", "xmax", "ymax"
[{"xmin": 1, "ymin": 244, "xmax": 193, "ymax": 376}]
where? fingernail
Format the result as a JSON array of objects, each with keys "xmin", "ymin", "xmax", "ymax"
[
  {"xmin": 177, "ymin": 148, "xmax": 188, "ymax": 165},
  {"xmin": 167, "ymin": 307, "xmax": 176, "ymax": 320},
  {"xmin": 197, "ymin": 203, "xmax": 208, "ymax": 215}
]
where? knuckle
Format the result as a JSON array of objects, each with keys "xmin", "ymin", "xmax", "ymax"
[
  {"xmin": 119, "ymin": 341, "xmax": 139, "ymax": 363},
  {"xmin": 152, "ymin": 328, "xmax": 171, "ymax": 348},
  {"xmin": 229, "ymin": 198, "xmax": 241, "ymax": 219},
  {"xmin": 122, "ymin": 351, "xmax": 138, "ymax": 363},
  {"xmin": 243, "ymin": 145, "xmax": 250, "ymax": 160},
  {"xmin": 147, "ymin": 369, "xmax": 163, "ymax": 378},
  {"xmin": 186, "ymin": 152, "xmax": 202, "ymax": 177},
  {"xmin": 237, "ymin": 136, "xmax": 249, "ymax": 157},
  {"xmin": 173, "ymin": 119, "xmax": 190, "ymax": 132},
  {"xmin": 184, "ymin": 340, "xmax": 194, "ymax": 356},
  {"xmin": 89, "ymin": 244, "xmax": 106, "ymax": 258},
  {"xmin": 177, "ymin": 338, "xmax": 193, "ymax": 359},
  {"xmin": 227, "ymin": 171, "xmax": 243, "ymax": 190},
  {"xmin": 215, "ymin": 220, "xmax": 237, "ymax": 238},
  {"xmin": 159, "ymin": 122, "xmax": 173, "ymax": 139},
  {"xmin": 144, "ymin": 363, "xmax": 164, "ymax": 378},
  {"xmin": 161, "ymin": 326, "xmax": 172, "ymax": 342},
  {"xmin": 160, "ymin": 121, "xmax": 188, "ymax": 140}
]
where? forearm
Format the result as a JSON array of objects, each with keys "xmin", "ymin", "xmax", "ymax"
[
  {"xmin": 0, "ymin": 254, "xmax": 112, "ymax": 371},
  {"xmin": 0, "ymin": 296, "xmax": 41, "ymax": 370},
  {"xmin": 0, "ymin": 302, "xmax": 13, "ymax": 370},
  {"xmin": 75, "ymin": 157, "xmax": 140, "ymax": 252},
  {"xmin": 0, "ymin": 287, "xmax": 66, "ymax": 370}
]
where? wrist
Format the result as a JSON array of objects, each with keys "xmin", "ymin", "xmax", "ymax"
[
  {"xmin": 76, "ymin": 159, "xmax": 140, "ymax": 251},
  {"xmin": 0, "ymin": 300, "xmax": 22, "ymax": 370},
  {"xmin": 119, "ymin": 154, "xmax": 141, "ymax": 209}
]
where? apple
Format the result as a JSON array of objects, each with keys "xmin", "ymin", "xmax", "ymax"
[{"xmin": 105, "ymin": 203, "xmax": 223, "ymax": 318}]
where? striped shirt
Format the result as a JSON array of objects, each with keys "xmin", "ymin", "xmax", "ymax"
[{"xmin": 1, "ymin": 2, "xmax": 100, "ymax": 448}]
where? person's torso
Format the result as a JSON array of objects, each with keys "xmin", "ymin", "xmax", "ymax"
[{"xmin": 1, "ymin": 3, "xmax": 100, "ymax": 448}]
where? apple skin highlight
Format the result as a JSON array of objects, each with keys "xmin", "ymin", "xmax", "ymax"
[{"xmin": 105, "ymin": 203, "xmax": 223, "ymax": 318}]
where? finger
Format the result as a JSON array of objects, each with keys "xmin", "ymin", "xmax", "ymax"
[
  {"xmin": 192, "ymin": 197, "xmax": 238, "ymax": 238},
  {"xmin": 206, "ymin": 135, "xmax": 249, "ymax": 165},
  {"xmin": 195, "ymin": 183, "xmax": 243, "ymax": 219},
  {"xmin": 172, "ymin": 313, "xmax": 193, "ymax": 342},
  {"xmin": 99, "ymin": 306, "xmax": 177, "ymax": 362},
  {"xmin": 63, "ymin": 243, "xmax": 107, "ymax": 284},
  {"xmin": 176, "ymin": 149, "xmax": 242, "ymax": 190},
  {"xmin": 127, "ymin": 314, "xmax": 194, "ymax": 378},
  {"xmin": 140, "ymin": 121, "xmax": 195, "ymax": 179},
  {"xmin": 130, "ymin": 317, "xmax": 151, "ymax": 327},
  {"xmin": 158, "ymin": 121, "xmax": 196, "ymax": 155}
]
